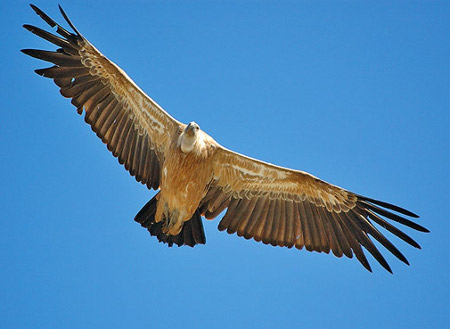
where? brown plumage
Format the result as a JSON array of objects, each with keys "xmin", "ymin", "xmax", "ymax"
[{"xmin": 22, "ymin": 5, "xmax": 429, "ymax": 273}]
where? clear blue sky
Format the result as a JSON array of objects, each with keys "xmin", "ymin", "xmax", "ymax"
[{"xmin": 1, "ymin": 1, "xmax": 448, "ymax": 328}]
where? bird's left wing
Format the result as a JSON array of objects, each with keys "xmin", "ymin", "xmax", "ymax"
[
  {"xmin": 200, "ymin": 145, "xmax": 428, "ymax": 273},
  {"xmin": 22, "ymin": 5, "xmax": 182, "ymax": 190}
]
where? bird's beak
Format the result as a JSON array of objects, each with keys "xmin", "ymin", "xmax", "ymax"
[{"xmin": 185, "ymin": 125, "xmax": 195, "ymax": 137}]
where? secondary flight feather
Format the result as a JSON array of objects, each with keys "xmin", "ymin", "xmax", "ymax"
[{"xmin": 22, "ymin": 4, "xmax": 429, "ymax": 273}]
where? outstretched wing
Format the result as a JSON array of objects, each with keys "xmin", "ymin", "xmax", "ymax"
[
  {"xmin": 22, "ymin": 5, "xmax": 182, "ymax": 189},
  {"xmin": 200, "ymin": 146, "xmax": 428, "ymax": 273}
]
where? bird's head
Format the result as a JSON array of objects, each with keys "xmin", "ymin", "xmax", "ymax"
[
  {"xmin": 185, "ymin": 121, "xmax": 200, "ymax": 137},
  {"xmin": 179, "ymin": 121, "xmax": 202, "ymax": 153}
]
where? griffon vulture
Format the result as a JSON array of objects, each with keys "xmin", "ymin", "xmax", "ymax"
[{"xmin": 22, "ymin": 5, "xmax": 429, "ymax": 273}]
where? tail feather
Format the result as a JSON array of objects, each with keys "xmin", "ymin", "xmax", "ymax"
[{"xmin": 134, "ymin": 195, "xmax": 206, "ymax": 247}]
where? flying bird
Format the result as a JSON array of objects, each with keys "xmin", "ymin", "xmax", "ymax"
[{"xmin": 22, "ymin": 5, "xmax": 428, "ymax": 273}]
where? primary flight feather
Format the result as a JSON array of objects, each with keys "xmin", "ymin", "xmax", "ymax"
[{"xmin": 22, "ymin": 4, "xmax": 428, "ymax": 273}]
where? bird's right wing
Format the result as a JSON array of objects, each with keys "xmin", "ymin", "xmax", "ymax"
[
  {"xmin": 22, "ymin": 5, "xmax": 182, "ymax": 190},
  {"xmin": 199, "ymin": 145, "xmax": 428, "ymax": 273}
]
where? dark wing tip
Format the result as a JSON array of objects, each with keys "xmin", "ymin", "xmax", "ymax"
[
  {"xmin": 358, "ymin": 198, "xmax": 428, "ymax": 233},
  {"xmin": 27, "ymin": 4, "xmax": 80, "ymax": 41},
  {"xmin": 58, "ymin": 4, "xmax": 82, "ymax": 37},
  {"xmin": 399, "ymin": 254, "xmax": 410, "ymax": 266},
  {"xmin": 362, "ymin": 262, "xmax": 373, "ymax": 273},
  {"xmin": 29, "ymin": 4, "xmax": 57, "ymax": 28},
  {"xmin": 20, "ymin": 49, "xmax": 35, "ymax": 59},
  {"xmin": 23, "ymin": 24, "xmax": 34, "ymax": 31},
  {"xmin": 20, "ymin": 49, "xmax": 58, "ymax": 62},
  {"xmin": 409, "ymin": 240, "xmax": 422, "ymax": 249},
  {"xmin": 34, "ymin": 68, "xmax": 53, "ymax": 77},
  {"xmin": 358, "ymin": 195, "xmax": 420, "ymax": 218},
  {"xmin": 29, "ymin": 4, "xmax": 42, "ymax": 14},
  {"xmin": 20, "ymin": 48, "xmax": 33, "ymax": 56},
  {"xmin": 376, "ymin": 254, "xmax": 393, "ymax": 273},
  {"xmin": 407, "ymin": 212, "xmax": 419, "ymax": 218},
  {"xmin": 407, "ymin": 221, "xmax": 429, "ymax": 233}
]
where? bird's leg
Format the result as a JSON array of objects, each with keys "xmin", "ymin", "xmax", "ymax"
[{"xmin": 162, "ymin": 209, "xmax": 179, "ymax": 234}]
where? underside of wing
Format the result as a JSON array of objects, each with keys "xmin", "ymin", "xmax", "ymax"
[
  {"xmin": 199, "ymin": 146, "xmax": 428, "ymax": 273},
  {"xmin": 22, "ymin": 5, "xmax": 182, "ymax": 190}
]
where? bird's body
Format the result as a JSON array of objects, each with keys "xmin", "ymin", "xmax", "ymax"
[
  {"xmin": 22, "ymin": 4, "xmax": 429, "ymax": 273},
  {"xmin": 158, "ymin": 127, "xmax": 216, "ymax": 234}
]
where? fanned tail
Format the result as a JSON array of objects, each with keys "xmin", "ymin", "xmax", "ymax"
[{"xmin": 135, "ymin": 194, "xmax": 206, "ymax": 247}]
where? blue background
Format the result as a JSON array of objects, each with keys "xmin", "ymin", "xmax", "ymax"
[{"xmin": 1, "ymin": 1, "xmax": 449, "ymax": 328}]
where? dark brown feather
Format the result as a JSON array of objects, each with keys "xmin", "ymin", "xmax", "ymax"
[
  {"xmin": 116, "ymin": 119, "xmax": 134, "ymax": 165},
  {"xmin": 205, "ymin": 191, "xmax": 230, "ymax": 218},
  {"xmin": 199, "ymin": 186, "xmax": 221, "ymax": 212},
  {"xmin": 99, "ymin": 100, "xmax": 121, "ymax": 140},
  {"xmin": 83, "ymin": 88, "xmax": 111, "ymax": 120},
  {"xmin": 110, "ymin": 116, "xmax": 131, "ymax": 158},
  {"xmin": 218, "ymin": 198, "xmax": 241, "ymax": 231},
  {"xmin": 230, "ymin": 197, "xmax": 257, "ymax": 235},
  {"xmin": 105, "ymin": 111, "xmax": 127, "ymax": 151},
  {"xmin": 124, "ymin": 128, "xmax": 138, "ymax": 173},
  {"xmin": 135, "ymin": 195, "xmax": 205, "ymax": 247},
  {"xmin": 149, "ymin": 151, "xmax": 161, "ymax": 189},
  {"xmin": 344, "ymin": 211, "xmax": 392, "ymax": 273},
  {"xmin": 29, "ymin": 4, "xmax": 74, "ymax": 40},
  {"xmin": 361, "ymin": 201, "xmax": 428, "ymax": 232},
  {"xmin": 350, "ymin": 210, "xmax": 409, "ymax": 265},
  {"xmin": 320, "ymin": 207, "xmax": 343, "ymax": 257},
  {"xmin": 84, "ymin": 90, "xmax": 113, "ymax": 126},
  {"xmin": 135, "ymin": 138, "xmax": 147, "ymax": 182},
  {"xmin": 182, "ymin": 221, "xmax": 194, "ymax": 247},
  {"xmin": 238, "ymin": 197, "xmax": 265, "ymax": 238},
  {"xmin": 60, "ymin": 80, "xmax": 97, "ymax": 98},
  {"xmin": 330, "ymin": 212, "xmax": 353, "ymax": 258},
  {"xmin": 23, "ymin": 24, "xmax": 79, "ymax": 55},
  {"xmin": 262, "ymin": 199, "xmax": 277, "ymax": 245},
  {"xmin": 312, "ymin": 205, "xmax": 331, "ymax": 253},
  {"xmin": 252, "ymin": 199, "xmax": 272, "ymax": 242},
  {"xmin": 297, "ymin": 201, "xmax": 313, "ymax": 251},
  {"xmin": 206, "ymin": 198, "xmax": 231, "ymax": 220},
  {"xmin": 226, "ymin": 199, "xmax": 250, "ymax": 234},
  {"xmin": 293, "ymin": 202, "xmax": 304, "ymax": 250},
  {"xmin": 268, "ymin": 198, "xmax": 281, "ymax": 246},
  {"xmin": 357, "ymin": 195, "xmax": 419, "ymax": 218},
  {"xmin": 54, "ymin": 77, "xmax": 72, "ymax": 88},
  {"xmin": 365, "ymin": 210, "xmax": 420, "ymax": 248},
  {"xmin": 130, "ymin": 135, "xmax": 142, "ymax": 177},
  {"xmin": 35, "ymin": 66, "xmax": 89, "ymax": 79},
  {"xmin": 276, "ymin": 200, "xmax": 287, "ymax": 247},
  {"xmin": 284, "ymin": 200, "xmax": 295, "ymax": 248},
  {"xmin": 304, "ymin": 201, "xmax": 324, "ymax": 251},
  {"xmin": 21, "ymin": 49, "xmax": 81, "ymax": 66},
  {"xmin": 141, "ymin": 140, "xmax": 152, "ymax": 186}
]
